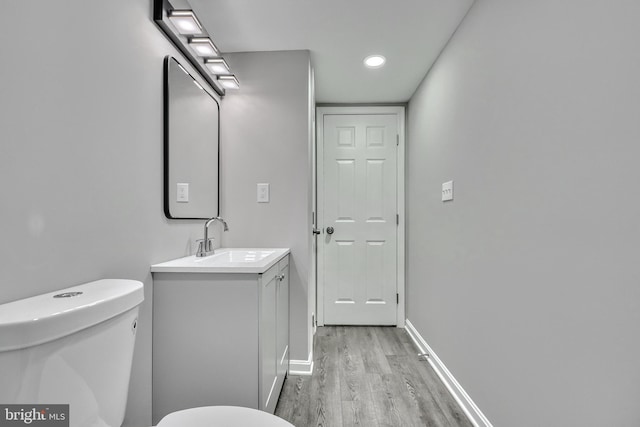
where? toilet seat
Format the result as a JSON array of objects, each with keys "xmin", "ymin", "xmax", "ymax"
[{"xmin": 156, "ymin": 406, "xmax": 295, "ymax": 427}]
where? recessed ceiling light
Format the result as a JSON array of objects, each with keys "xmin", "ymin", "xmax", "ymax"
[{"xmin": 364, "ymin": 55, "xmax": 386, "ymax": 69}]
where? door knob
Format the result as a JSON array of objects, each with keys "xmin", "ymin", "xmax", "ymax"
[
  {"xmin": 326, "ymin": 226, "xmax": 334, "ymax": 235},
  {"xmin": 312, "ymin": 228, "xmax": 321, "ymax": 235}
]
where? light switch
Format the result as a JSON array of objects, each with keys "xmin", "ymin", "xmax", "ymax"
[
  {"xmin": 177, "ymin": 183, "xmax": 189, "ymax": 203},
  {"xmin": 442, "ymin": 181, "xmax": 453, "ymax": 202},
  {"xmin": 257, "ymin": 183, "xmax": 270, "ymax": 203}
]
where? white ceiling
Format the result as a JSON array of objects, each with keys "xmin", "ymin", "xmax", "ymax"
[{"xmin": 189, "ymin": 0, "xmax": 475, "ymax": 103}]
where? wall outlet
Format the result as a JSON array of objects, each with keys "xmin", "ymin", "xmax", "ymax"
[
  {"xmin": 177, "ymin": 183, "xmax": 189, "ymax": 203},
  {"xmin": 257, "ymin": 183, "xmax": 270, "ymax": 203},
  {"xmin": 442, "ymin": 180, "xmax": 453, "ymax": 202}
]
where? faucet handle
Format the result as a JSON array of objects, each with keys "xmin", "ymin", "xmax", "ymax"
[{"xmin": 195, "ymin": 238, "xmax": 215, "ymax": 257}]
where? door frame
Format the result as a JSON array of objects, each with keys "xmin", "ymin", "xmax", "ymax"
[{"xmin": 316, "ymin": 105, "xmax": 406, "ymax": 327}]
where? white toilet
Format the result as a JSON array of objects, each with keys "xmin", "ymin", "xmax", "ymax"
[{"xmin": 0, "ymin": 279, "xmax": 293, "ymax": 427}]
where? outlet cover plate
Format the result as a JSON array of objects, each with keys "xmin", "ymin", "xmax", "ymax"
[
  {"xmin": 177, "ymin": 183, "xmax": 189, "ymax": 203},
  {"xmin": 257, "ymin": 183, "xmax": 270, "ymax": 203},
  {"xmin": 442, "ymin": 181, "xmax": 453, "ymax": 202}
]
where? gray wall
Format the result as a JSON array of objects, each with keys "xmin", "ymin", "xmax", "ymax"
[
  {"xmin": 220, "ymin": 51, "xmax": 313, "ymax": 362},
  {"xmin": 407, "ymin": 0, "xmax": 640, "ymax": 425},
  {"xmin": 0, "ymin": 1, "xmax": 221, "ymax": 425}
]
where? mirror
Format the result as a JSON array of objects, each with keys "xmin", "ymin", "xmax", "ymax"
[{"xmin": 164, "ymin": 56, "xmax": 220, "ymax": 219}]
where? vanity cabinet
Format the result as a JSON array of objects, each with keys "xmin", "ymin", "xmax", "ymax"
[
  {"xmin": 151, "ymin": 253, "xmax": 289, "ymax": 424},
  {"xmin": 259, "ymin": 257, "xmax": 289, "ymax": 413}
]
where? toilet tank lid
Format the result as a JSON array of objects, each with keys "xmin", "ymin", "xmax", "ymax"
[{"xmin": 0, "ymin": 279, "xmax": 144, "ymax": 352}]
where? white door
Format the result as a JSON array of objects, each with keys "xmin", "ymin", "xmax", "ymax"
[{"xmin": 318, "ymin": 110, "xmax": 401, "ymax": 325}]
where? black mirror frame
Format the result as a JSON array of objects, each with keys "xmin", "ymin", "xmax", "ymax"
[{"xmin": 163, "ymin": 55, "xmax": 221, "ymax": 220}]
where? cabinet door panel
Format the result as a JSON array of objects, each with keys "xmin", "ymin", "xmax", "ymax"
[
  {"xmin": 260, "ymin": 272, "xmax": 278, "ymax": 412},
  {"xmin": 277, "ymin": 263, "xmax": 290, "ymax": 379}
]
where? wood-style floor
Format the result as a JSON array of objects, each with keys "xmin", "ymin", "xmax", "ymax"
[{"xmin": 275, "ymin": 326, "xmax": 473, "ymax": 427}]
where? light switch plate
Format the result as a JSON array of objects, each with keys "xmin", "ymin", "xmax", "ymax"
[
  {"xmin": 177, "ymin": 183, "xmax": 189, "ymax": 203},
  {"xmin": 442, "ymin": 181, "xmax": 453, "ymax": 202},
  {"xmin": 257, "ymin": 183, "xmax": 270, "ymax": 203}
]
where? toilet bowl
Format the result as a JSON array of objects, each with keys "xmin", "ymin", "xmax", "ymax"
[
  {"xmin": 157, "ymin": 406, "xmax": 293, "ymax": 427},
  {"xmin": 0, "ymin": 279, "xmax": 293, "ymax": 427}
]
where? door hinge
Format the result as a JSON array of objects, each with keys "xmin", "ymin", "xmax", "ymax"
[
  {"xmin": 397, "ymin": 293, "xmax": 399, "ymax": 304},
  {"xmin": 396, "ymin": 214, "xmax": 399, "ymax": 225},
  {"xmin": 396, "ymin": 134, "xmax": 399, "ymax": 146}
]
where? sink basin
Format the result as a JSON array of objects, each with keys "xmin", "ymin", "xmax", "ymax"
[
  {"xmin": 196, "ymin": 249, "xmax": 276, "ymax": 265},
  {"xmin": 151, "ymin": 248, "xmax": 290, "ymax": 274}
]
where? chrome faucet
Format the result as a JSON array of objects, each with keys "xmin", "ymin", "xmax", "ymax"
[{"xmin": 196, "ymin": 217, "xmax": 229, "ymax": 257}]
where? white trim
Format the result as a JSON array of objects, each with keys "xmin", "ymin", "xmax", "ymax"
[
  {"xmin": 405, "ymin": 320, "xmax": 493, "ymax": 427},
  {"xmin": 280, "ymin": 345, "xmax": 289, "ymax": 366},
  {"xmin": 308, "ymin": 63, "xmax": 317, "ymax": 367},
  {"xmin": 264, "ymin": 376, "xmax": 278, "ymax": 413},
  {"xmin": 396, "ymin": 107, "xmax": 406, "ymax": 328},
  {"xmin": 289, "ymin": 351, "xmax": 314, "ymax": 376},
  {"xmin": 316, "ymin": 108, "xmax": 326, "ymax": 326},
  {"xmin": 316, "ymin": 106, "xmax": 406, "ymax": 327}
]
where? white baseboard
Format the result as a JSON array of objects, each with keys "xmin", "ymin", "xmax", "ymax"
[
  {"xmin": 405, "ymin": 319, "xmax": 493, "ymax": 427},
  {"xmin": 289, "ymin": 351, "xmax": 314, "ymax": 376}
]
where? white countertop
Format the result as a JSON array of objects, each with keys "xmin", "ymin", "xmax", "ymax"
[{"xmin": 151, "ymin": 248, "xmax": 290, "ymax": 274}]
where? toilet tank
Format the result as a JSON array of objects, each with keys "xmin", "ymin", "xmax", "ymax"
[{"xmin": 0, "ymin": 279, "xmax": 144, "ymax": 427}]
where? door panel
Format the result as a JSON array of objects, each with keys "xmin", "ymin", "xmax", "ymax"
[
  {"xmin": 336, "ymin": 160, "xmax": 356, "ymax": 220},
  {"xmin": 321, "ymin": 114, "xmax": 398, "ymax": 325}
]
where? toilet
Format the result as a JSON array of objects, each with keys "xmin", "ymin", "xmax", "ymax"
[
  {"xmin": 0, "ymin": 279, "xmax": 293, "ymax": 427},
  {"xmin": 156, "ymin": 406, "xmax": 293, "ymax": 427}
]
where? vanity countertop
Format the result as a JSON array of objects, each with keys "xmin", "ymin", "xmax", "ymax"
[{"xmin": 150, "ymin": 248, "xmax": 290, "ymax": 274}]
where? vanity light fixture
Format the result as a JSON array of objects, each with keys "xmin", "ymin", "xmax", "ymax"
[
  {"xmin": 205, "ymin": 58, "xmax": 231, "ymax": 75},
  {"xmin": 217, "ymin": 75, "xmax": 240, "ymax": 90},
  {"xmin": 168, "ymin": 10, "xmax": 203, "ymax": 35},
  {"xmin": 154, "ymin": 0, "xmax": 239, "ymax": 95},
  {"xmin": 189, "ymin": 37, "xmax": 219, "ymax": 57},
  {"xmin": 364, "ymin": 54, "xmax": 386, "ymax": 69}
]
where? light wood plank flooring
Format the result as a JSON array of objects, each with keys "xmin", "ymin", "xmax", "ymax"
[{"xmin": 275, "ymin": 326, "xmax": 473, "ymax": 427}]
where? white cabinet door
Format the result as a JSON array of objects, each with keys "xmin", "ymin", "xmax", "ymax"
[
  {"xmin": 259, "ymin": 267, "xmax": 278, "ymax": 413},
  {"xmin": 276, "ymin": 257, "xmax": 289, "ymax": 383}
]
